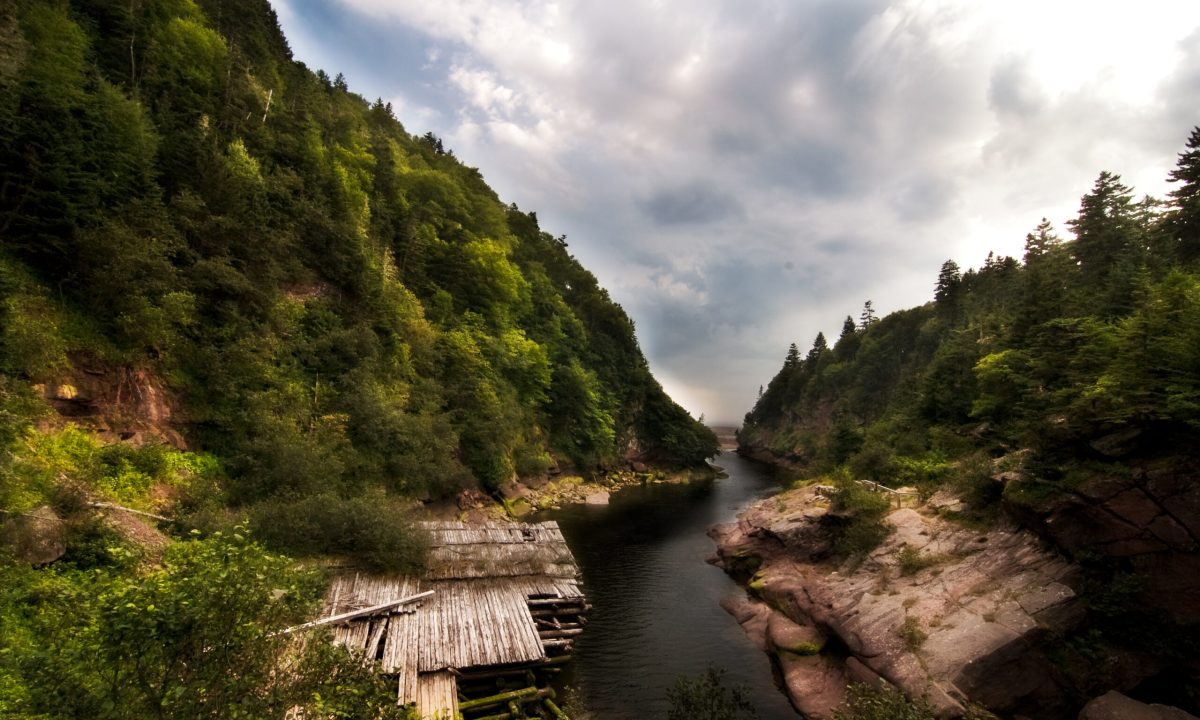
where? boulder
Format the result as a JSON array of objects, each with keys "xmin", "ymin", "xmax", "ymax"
[
  {"xmin": 1, "ymin": 506, "xmax": 66, "ymax": 565},
  {"xmin": 1078, "ymin": 691, "xmax": 1198, "ymax": 720}
]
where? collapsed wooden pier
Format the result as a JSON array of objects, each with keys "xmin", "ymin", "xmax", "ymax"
[{"xmin": 314, "ymin": 521, "xmax": 589, "ymax": 719}]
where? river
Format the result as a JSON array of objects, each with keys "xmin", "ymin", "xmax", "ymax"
[{"xmin": 548, "ymin": 450, "xmax": 798, "ymax": 720}]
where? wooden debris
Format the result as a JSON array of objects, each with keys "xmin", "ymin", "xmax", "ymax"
[{"xmin": 278, "ymin": 591, "xmax": 433, "ymax": 635}]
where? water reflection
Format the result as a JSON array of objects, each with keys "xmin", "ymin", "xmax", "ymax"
[{"xmin": 549, "ymin": 451, "xmax": 798, "ymax": 720}]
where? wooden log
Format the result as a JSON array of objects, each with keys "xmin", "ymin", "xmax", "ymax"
[
  {"xmin": 458, "ymin": 686, "xmax": 540, "ymax": 712},
  {"xmin": 541, "ymin": 639, "xmax": 573, "ymax": 651},
  {"xmin": 543, "ymin": 698, "xmax": 569, "ymax": 720},
  {"xmin": 526, "ymin": 597, "xmax": 586, "ymax": 607},
  {"xmin": 537, "ymin": 628, "xmax": 583, "ymax": 639},
  {"xmin": 277, "ymin": 591, "xmax": 434, "ymax": 635}
]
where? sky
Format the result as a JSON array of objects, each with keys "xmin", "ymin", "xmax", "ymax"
[{"xmin": 271, "ymin": 0, "xmax": 1200, "ymax": 424}]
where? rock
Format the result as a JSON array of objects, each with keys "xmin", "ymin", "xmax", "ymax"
[
  {"xmin": 928, "ymin": 490, "xmax": 965, "ymax": 513},
  {"xmin": 713, "ymin": 483, "xmax": 1084, "ymax": 719},
  {"xmin": 1078, "ymin": 691, "xmax": 1199, "ymax": 720},
  {"xmin": 456, "ymin": 488, "xmax": 488, "ymax": 510},
  {"xmin": 1089, "ymin": 428, "xmax": 1144, "ymax": 458},
  {"xmin": 1, "ymin": 506, "xmax": 66, "ymax": 565},
  {"xmin": 767, "ymin": 612, "xmax": 826, "ymax": 655},
  {"xmin": 498, "ymin": 480, "xmax": 531, "ymax": 501},
  {"xmin": 584, "ymin": 491, "xmax": 610, "ymax": 505},
  {"xmin": 720, "ymin": 596, "xmax": 772, "ymax": 652},
  {"xmin": 777, "ymin": 652, "xmax": 846, "ymax": 719}
]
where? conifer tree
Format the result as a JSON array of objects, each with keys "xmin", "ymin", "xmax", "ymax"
[
  {"xmin": 807, "ymin": 332, "xmax": 827, "ymax": 362},
  {"xmin": 934, "ymin": 260, "xmax": 961, "ymax": 305},
  {"xmin": 1166, "ymin": 126, "xmax": 1200, "ymax": 264},
  {"xmin": 860, "ymin": 300, "xmax": 878, "ymax": 329}
]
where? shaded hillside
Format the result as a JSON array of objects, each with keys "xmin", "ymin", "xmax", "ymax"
[{"xmin": 0, "ymin": 0, "xmax": 715, "ymax": 514}]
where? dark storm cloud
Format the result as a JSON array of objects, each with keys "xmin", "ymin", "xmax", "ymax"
[{"xmin": 638, "ymin": 182, "xmax": 744, "ymax": 226}]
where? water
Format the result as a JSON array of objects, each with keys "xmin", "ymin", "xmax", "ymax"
[{"xmin": 549, "ymin": 451, "xmax": 799, "ymax": 720}]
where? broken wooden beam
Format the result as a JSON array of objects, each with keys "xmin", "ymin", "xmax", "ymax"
[{"xmin": 277, "ymin": 590, "xmax": 433, "ymax": 635}]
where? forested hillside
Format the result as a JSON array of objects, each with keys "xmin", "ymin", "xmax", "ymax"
[
  {"xmin": 742, "ymin": 129, "xmax": 1199, "ymax": 482},
  {"xmin": 0, "ymin": 0, "xmax": 714, "ymax": 514},
  {"xmin": 739, "ymin": 129, "xmax": 1200, "ymax": 707}
]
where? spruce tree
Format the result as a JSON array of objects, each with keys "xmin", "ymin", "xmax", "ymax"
[
  {"xmin": 934, "ymin": 260, "xmax": 961, "ymax": 305},
  {"xmin": 860, "ymin": 300, "xmax": 878, "ymax": 329},
  {"xmin": 1166, "ymin": 126, "xmax": 1200, "ymax": 264}
]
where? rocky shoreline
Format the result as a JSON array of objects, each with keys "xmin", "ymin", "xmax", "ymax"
[{"xmin": 708, "ymin": 468, "xmax": 1200, "ymax": 720}]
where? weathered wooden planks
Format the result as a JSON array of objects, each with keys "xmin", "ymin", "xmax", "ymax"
[
  {"xmin": 315, "ymin": 521, "xmax": 587, "ymax": 717},
  {"xmin": 415, "ymin": 671, "xmax": 458, "ymax": 719}
]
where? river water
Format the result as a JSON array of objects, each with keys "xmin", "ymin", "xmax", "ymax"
[{"xmin": 549, "ymin": 451, "xmax": 799, "ymax": 720}]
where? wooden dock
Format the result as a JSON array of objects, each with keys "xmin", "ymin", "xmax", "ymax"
[{"xmin": 315, "ymin": 521, "xmax": 588, "ymax": 718}]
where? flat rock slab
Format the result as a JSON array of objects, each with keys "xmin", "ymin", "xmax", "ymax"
[{"xmin": 1078, "ymin": 691, "xmax": 1199, "ymax": 720}]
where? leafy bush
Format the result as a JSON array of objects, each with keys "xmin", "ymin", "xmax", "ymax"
[
  {"xmin": 0, "ymin": 531, "xmax": 411, "ymax": 720},
  {"xmin": 667, "ymin": 666, "xmax": 758, "ymax": 720},
  {"xmin": 248, "ymin": 492, "xmax": 429, "ymax": 572},
  {"xmin": 829, "ymin": 472, "xmax": 891, "ymax": 558},
  {"xmin": 833, "ymin": 684, "xmax": 936, "ymax": 720}
]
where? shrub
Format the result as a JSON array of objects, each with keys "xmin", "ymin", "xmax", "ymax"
[
  {"xmin": 897, "ymin": 616, "xmax": 928, "ymax": 652},
  {"xmin": 248, "ymin": 492, "xmax": 429, "ymax": 572},
  {"xmin": 667, "ymin": 666, "xmax": 758, "ymax": 720},
  {"xmin": 833, "ymin": 684, "xmax": 937, "ymax": 720}
]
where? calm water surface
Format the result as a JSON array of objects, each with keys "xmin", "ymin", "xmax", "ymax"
[{"xmin": 549, "ymin": 451, "xmax": 798, "ymax": 720}]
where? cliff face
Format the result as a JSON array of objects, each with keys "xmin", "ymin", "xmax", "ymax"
[
  {"xmin": 1004, "ymin": 459, "xmax": 1200, "ymax": 626},
  {"xmin": 710, "ymin": 480, "xmax": 1199, "ymax": 719}
]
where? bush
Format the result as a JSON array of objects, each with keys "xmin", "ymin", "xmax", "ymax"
[
  {"xmin": 829, "ymin": 472, "xmax": 891, "ymax": 558},
  {"xmin": 833, "ymin": 684, "xmax": 937, "ymax": 720},
  {"xmin": 667, "ymin": 666, "xmax": 758, "ymax": 720},
  {"xmin": 248, "ymin": 492, "xmax": 429, "ymax": 572}
]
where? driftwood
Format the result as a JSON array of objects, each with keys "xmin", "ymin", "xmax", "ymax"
[{"xmin": 278, "ymin": 591, "xmax": 433, "ymax": 635}]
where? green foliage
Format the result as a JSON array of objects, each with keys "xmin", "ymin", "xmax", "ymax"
[
  {"xmin": 829, "ymin": 472, "xmax": 891, "ymax": 558},
  {"xmin": 833, "ymin": 684, "xmax": 936, "ymax": 720},
  {"xmin": 897, "ymin": 616, "xmax": 928, "ymax": 652},
  {"xmin": 666, "ymin": 666, "xmax": 758, "ymax": 720},
  {"xmin": 0, "ymin": 0, "xmax": 714, "ymax": 527},
  {"xmin": 0, "ymin": 532, "xmax": 411, "ymax": 720},
  {"xmin": 6, "ymin": 425, "xmax": 221, "ymax": 513},
  {"xmin": 247, "ymin": 492, "xmax": 429, "ymax": 572}
]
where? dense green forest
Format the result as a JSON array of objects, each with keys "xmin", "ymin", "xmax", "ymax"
[
  {"xmin": 0, "ymin": 0, "xmax": 715, "ymax": 715},
  {"xmin": 0, "ymin": 0, "xmax": 714, "ymax": 520},
  {"xmin": 742, "ymin": 127, "xmax": 1199, "ymax": 485}
]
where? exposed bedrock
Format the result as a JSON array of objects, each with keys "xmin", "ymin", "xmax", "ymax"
[{"xmin": 711, "ymin": 487, "xmax": 1088, "ymax": 719}]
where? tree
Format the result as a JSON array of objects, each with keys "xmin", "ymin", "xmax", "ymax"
[
  {"xmin": 807, "ymin": 331, "xmax": 827, "ymax": 362},
  {"xmin": 934, "ymin": 260, "xmax": 961, "ymax": 305},
  {"xmin": 1166, "ymin": 126, "xmax": 1200, "ymax": 264},
  {"xmin": 784, "ymin": 343, "xmax": 801, "ymax": 369},
  {"xmin": 841, "ymin": 315, "xmax": 857, "ymax": 339},
  {"xmin": 860, "ymin": 300, "xmax": 878, "ymax": 329},
  {"xmin": 1022, "ymin": 218, "xmax": 1059, "ymax": 262},
  {"xmin": 1067, "ymin": 171, "xmax": 1144, "ymax": 315}
]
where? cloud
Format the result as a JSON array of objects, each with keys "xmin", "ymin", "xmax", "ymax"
[
  {"xmin": 274, "ymin": 0, "xmax": 1200, "ymax": 421},
  {"xmin": 638, "ymin": 182, "xmax": 744, "ymax": 226}
]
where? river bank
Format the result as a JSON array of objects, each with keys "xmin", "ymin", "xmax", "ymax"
[{"xmin": 712, "ymin": 446, "xmax": 1200, "ymax": 719}]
